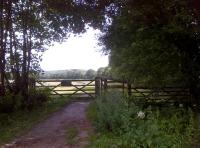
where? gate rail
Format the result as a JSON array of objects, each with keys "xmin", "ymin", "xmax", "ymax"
[
  {"xmin": 36, "ymin": 79, "xmax": 96, "ymax": 98},
  {"xmin": 34, "ymin": 78, "xmax": 192, "ymax": 104},
  {"xmin": 98, "ymin": 78, "xmax": 192, "ymax": 104}
]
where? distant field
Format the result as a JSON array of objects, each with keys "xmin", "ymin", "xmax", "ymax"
[{"xmin": 36, "ymin": 81, "xmax": 95, "ymax": 96}]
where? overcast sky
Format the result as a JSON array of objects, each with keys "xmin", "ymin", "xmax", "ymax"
[{"xmin": 40, "ymin": 28, "xmax": 108, "ymax": 71}]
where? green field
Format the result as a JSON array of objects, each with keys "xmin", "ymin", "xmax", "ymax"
[{"xmin": 36, "ymin": 81, "xmax": 95, "ymax": 96}]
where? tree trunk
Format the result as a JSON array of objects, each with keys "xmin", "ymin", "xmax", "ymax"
[
  {"xmin": 21, "ymin": 2, "xmax": 29, "ymax": 97},
  {"xmin": 12, "ymin": 30, "xmax": 21, "ymax": 94},
  {"xmin": 0, "ymin": 0, "xmax": 5, "ymax": 96}
]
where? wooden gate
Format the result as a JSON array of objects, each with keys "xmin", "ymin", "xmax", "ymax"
[
  {"xmin": 98, "ymin": 78, "xmax": 192, "ymax": 104},
  {"xmin": 36, "ymin": 79, "xmax": 98, "ymax": 98},
  {"xmin": 35, "ymin": 77, "xmax": 191, "ymax": 103}
]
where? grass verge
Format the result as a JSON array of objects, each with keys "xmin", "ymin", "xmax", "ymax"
[
  {"xmin": 0, "ymin": 96, "xmax": 70, "ymax": 145},
  {"xmin": 65, "ymin": 127, "xmax": 78, "ymax": 145},
  {"xmin": 87, "ymin": 91, "xmax": 199, "ymax": 148}
]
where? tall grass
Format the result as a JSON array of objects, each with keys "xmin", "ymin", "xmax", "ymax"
[{"xmin": 87, "ymin": 91, "xmax": 197, "ymax": 148}]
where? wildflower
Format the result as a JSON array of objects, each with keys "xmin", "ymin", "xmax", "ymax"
[
  {"xmin": 137, "ymin": 111, "xmax": 145, "ymax": 119},
  {"xmin": 179, "ymin": 104, "xmax": 183, "ymax": 107}
]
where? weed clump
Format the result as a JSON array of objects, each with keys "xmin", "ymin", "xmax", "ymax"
[{"xmin": 65, "ymin": 127, "xmax": 78, "ymax": 145}]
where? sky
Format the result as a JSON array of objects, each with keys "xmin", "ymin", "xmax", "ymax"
[{"xmin": 40, "ymin": 28, "xmax": 109, "ymax": 71}]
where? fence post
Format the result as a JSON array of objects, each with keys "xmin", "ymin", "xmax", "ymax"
[
  {"xmin": 122, "ymin": 80, "xmax": 125, "ymax": 94},
  {"xmin": 128, "ymin": 82, "xmax": 132, "ymax": 96},
  {"xmin": 29, "ymin": 78, "xmax": 36, "ymax": 89},
  {"xmin": 101, "ymin": 77, "xmax": 103, "ymax": 92},
  {"xmin": 0, "ymin": 84, "xmax": 4, "ymax": 96},
  {"xmin": 103, "ymin": 78, "xmax": 107, "ymax": 92},
  {"xmin": 95, "ymin": 77, "xmax": 101, "ymax": 97}
]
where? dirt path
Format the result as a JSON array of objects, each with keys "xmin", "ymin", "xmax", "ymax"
[{"xmin": 4, "ymin": 100, "xmax": 92, "ymax": 148}]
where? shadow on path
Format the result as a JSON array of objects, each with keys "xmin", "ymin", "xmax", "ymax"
[{"xmin": 4, "ymin": 100, "xmax": 92, "ymax": 148}]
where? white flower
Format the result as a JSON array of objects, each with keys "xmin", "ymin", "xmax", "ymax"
[
  {"xmin": 137, "ymin": 111, "xmax": 145, "ymax": 119},
  {"xmin": 179, "ymin": 104, "xmax": 183, "ymax": 107}
]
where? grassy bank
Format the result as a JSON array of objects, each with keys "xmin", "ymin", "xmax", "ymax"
[
  {"xmin": 87, "ymin": 91, "xmax": 199, "ymax": 148},
  {"xmin": 0, "ymin": 96, "xmax": 70, "ymax": 145}
]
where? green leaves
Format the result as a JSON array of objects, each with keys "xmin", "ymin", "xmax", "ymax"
[
  {"xmin": 99, "ymin": 0, "xmax": 200, "ymax": 90},
  {"xmin": 89, "ymin": 92, "xmax": 196, "ymax": 148}
]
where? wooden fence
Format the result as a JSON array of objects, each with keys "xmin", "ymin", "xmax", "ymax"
[
  {"xmin": 98, "ymin": 78, "xmax": 192, "ymax": 104},
  {"xmin": 35, "ymin": 77, "xmax": 192, "ymax": 104}
]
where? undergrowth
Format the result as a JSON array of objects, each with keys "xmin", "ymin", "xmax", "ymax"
[
  {"xmin": 87, "ymin": 91, "xmax": 198, "ymax": 148},
  {"xmin": 65, "ymin": 127, "xmax": 78, "ymax": 145}
]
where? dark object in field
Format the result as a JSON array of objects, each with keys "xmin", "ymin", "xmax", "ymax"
[{"xmin": 61, "ymin": 80, "xmax": 72, "ymax": 86}]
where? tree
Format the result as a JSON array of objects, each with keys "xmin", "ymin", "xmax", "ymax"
[
  {"xmin": 85, "ymin": 69, "xmax": 96, "ymax": 79},
  {"xmin": 98, "ymin": 0, "xmax": 200, "ymax": 103},
  {"xmin": 97, "ymin": 67, "xmax": 112, "ymax": 79}
]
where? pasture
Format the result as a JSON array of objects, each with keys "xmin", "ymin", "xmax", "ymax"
[{"xmin": 36, "ymin": 79, "xmax": 96, "ymax": 97}]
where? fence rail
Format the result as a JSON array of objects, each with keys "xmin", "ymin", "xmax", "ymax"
[
  {"xmin": 98, "ymin": 78, "xmax": 192, "ymax": 104},
  {"xmin": 36, "ymin": 79, "xmax": 96, "ymax": 98},
  {"xmin": 35, "ymin": 78, "xmax": 192, "ymax": 104}
]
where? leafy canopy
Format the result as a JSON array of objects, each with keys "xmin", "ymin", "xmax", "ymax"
[{"xmin": 99, "ymin": 0, "xmax": 200, "ymax": 87}]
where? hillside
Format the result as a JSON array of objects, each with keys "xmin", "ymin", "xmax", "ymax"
[{"xmin": 39, "ymin": 69, "xmax": 96, "ymax": 79}]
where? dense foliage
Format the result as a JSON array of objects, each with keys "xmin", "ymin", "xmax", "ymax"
[
  {"xmin": 98, "ymin": 0, "xmax": 200, "ymax": 103},
  {"xmin": 88, "ymin": 91, "xmax": 197, "ymax": 147}
]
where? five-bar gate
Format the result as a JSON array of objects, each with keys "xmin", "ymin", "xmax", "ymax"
[{"xmin": 36, "ymin": 79, "xmax": 98, "ymax": 98}]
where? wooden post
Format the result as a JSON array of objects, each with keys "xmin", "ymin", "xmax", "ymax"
[
  {"xmin": 95, "ymin": 77, "xmax": 101, "ymax": 97},
  {"xmin": 128, "ymin": 82, "xmax": 132, "ymax": 96},
  {"xmin": 29, "ymin": 78, "xmax": 36, "ymax": 89},
  {"xmin": 122, "ymin": 80, "xmax": 125, "ymax": 94},
  {"xmin": 104, "ymin": 78, "xmax": 107, "ymax": 92},
  {"xmin": 101, "ymin": 77, "xmax": 103, "ymax": 93},
  {"xmin": 0, "ymin": 73, "xmax": 5, "ymax": 96},
  {"xmin": 33, "ymin": 79, "xmax": 36, "ymax": 89}
]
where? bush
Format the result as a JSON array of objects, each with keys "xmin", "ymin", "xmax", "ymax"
[
  {"xmin": 0, "ymin": 88, "xmax": 51, "ymax": 112},
  {"xmin": 93, "ymin": 92, "xmax": 139, "ymax": 133},
  {"xmin": 24, "ymin": 88, "xmax": 51, "ymax": 110},
  {"xmin": 89, "ymin": 91, "xmax": 196, "ymax": 148},
  {"xmin": 0, "ymin": 93, "xmax": 23, "ymax": 113}
]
